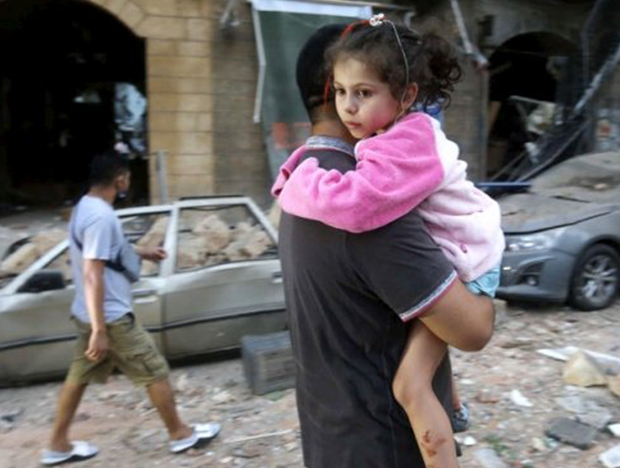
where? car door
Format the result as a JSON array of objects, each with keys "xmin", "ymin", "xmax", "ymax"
[
  {"xmin": 0, "ymin": 241, "xmax": 76, "ymax": 383},
  {"xmin": 118, "ymin": 208, "xmax": 173, "ymax": 352},
  {"xmin": 162, "ymin": 197, "xmax": 286, "ymax": 359},
  {"xmin": 0, "ymin": 207, "xmax": 172, "ymax": 385}
]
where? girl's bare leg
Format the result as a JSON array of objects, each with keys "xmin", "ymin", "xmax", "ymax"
[{"xmin": 393, "ymin": 321, "xmax": 459, "ymax": 468}]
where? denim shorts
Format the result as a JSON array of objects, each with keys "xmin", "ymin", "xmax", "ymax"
[{"xmin": 465, "ymin": 266, "xmax": 500, "ymax": 298}]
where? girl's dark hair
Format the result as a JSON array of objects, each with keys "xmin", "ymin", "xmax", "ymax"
[
  {"xmin": 89, "ymin": 150, "xmax": 130, "ymax": 187},
  {"xmin": 326, "ymin": 21, "xmax": 462, "ymax": 110}
]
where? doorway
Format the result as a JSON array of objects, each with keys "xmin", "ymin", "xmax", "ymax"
[
  {"xmin": 0, "ymin": 0, "xmax": 147, "ymax": 209},
  {"xmin": 487, "ymin": 32, "xmax": 576, "ymax": 179}
]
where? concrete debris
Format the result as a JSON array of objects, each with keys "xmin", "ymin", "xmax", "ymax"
[
  {"xmin": 609, "ymin": 424, "xmax": 620, "ymax": 438},
  {"xmin": 193, "ymin": 214, "xmax": 232, "ymax": 253},
  {"xmin": 0, "ymin": 243, "xmax": 38, "ymax": 275},
  {"xmin": 556, "ymin": 395, "xmax": 614, "ymax": 429},
  {"xmin": 137, "ymin": 216, "xmax": 168, "ymax": 248},
  {"xmin": 599, "ymin": 444, "xmax": 620, "ymax": 468},
  {"xmin": 510, "ymin": 389, "xmax": 533, "ymax": 407},
  {"xmin": 609, "ymin": 374, "xmax": 620, "ymax": 399},
  {"xmin": 538, "ymin": 346, "xmax": 620, "ymax": 375},
  {"xmin": 545, "ymin": 417, "xmax": 598, "ymax": 450},
  {"xmin": 473, "ymin": 448, "xmax": 509, "ymax": 468},
  {"xmin": 463, "ymin": 435, "xmax": 477, "ymax": 446},
  {"xmin": 563, "ymin": 351, "xmax": 608, "ymax": 387},
  {"xmin": 531, "ymin": 437, "xmax": 547, "ymax": 452}
]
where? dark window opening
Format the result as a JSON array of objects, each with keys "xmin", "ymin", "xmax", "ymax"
[{"xmin": 487, "ymin": 32, "xmax": 576, "ymax": 179}]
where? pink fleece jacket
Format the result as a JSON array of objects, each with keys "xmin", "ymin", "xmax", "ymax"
[{"xmin": 272, "ymin": 112, "xmax": 505, "ymax": 281}]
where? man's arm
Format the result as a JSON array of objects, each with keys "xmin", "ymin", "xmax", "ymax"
[
  {"xmin": 83, "ymin": 258, "xmax": 108, "ymax": 362},
  {"xmin": 134, "ymin": 245, "xmax": 167, "ymax": 262},
  {"xmin": 419, "ymin": 281, "xmax": 495, "ymax": 352}
]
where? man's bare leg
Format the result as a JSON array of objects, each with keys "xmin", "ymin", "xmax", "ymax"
[
  {"xmin": 48, "ymin": 381, "xmax": 88, "ymax": 452},
  {"xmin": 146, "ymin": 378, "xmax": 193, "ymax": 440}
]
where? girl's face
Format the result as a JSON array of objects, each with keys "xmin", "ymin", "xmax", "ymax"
[{"xmin": 333, "ymin": 57, "xmax": 401, "ymax": 139}]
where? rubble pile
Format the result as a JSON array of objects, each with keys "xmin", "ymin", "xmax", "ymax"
[{"xmin": 0, "ymin": 301, "xmax": 618, "ymax": 467}]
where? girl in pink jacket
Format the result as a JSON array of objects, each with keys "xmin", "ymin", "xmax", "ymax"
[{"xmin": 273, "ymin": 16, "xmax": 503, "ymax": 467}]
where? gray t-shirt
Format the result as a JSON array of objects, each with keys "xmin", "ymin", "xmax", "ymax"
[{"xmin": 69, "ymin": 195, "xmax": 132, "ymax": 323}]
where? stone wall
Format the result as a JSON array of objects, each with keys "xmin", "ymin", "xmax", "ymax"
[
  {"xmin": 78, "ymin": 0, "xmax": 598, "ymax": 198},
  {"xmin": 80, "ymin": 0, "xmax": 269, "ymax": 206}
]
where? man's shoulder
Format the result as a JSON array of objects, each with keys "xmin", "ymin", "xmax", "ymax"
[
  {"xmin": 301, "ymin": 145, "xmax": 355, "ymax": 173},
  {"xmin": 76, "ymin": 197, "xmax": 118, "ymax": 229}
]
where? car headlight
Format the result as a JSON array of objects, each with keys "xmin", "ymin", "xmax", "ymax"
[{"xmin": 505, "ymin": 228, "xmax": 564, "ymax": 252}]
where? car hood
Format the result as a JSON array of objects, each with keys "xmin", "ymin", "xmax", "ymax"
[{"xmin": 500, "ymin": 193, "xmax": 618, "ymax": 234}]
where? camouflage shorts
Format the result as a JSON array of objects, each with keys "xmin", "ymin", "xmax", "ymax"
[{"xmin": 66, "ymin": 313, "xmax": 169, "ymax": 388}]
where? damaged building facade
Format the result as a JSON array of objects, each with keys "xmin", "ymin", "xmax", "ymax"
[{"xmin": 0, "ymin": 0, "xmax": 617, "ymax": 211}]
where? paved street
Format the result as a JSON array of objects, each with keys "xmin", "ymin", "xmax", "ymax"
[{"xmin": 1, "ymin": 299, "xmax": 619, "ymax": 468}]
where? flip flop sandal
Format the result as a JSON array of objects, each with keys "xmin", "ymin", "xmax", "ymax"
[
  {"xmin": 40, "ymin": 441, "xmax": 99, "ymax": 466},
  {"xmin": 169, "ymin": 422, "xmax": 221, "ymax": 454}
]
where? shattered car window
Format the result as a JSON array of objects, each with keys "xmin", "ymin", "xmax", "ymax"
[
  {"xmin": 176, "ymin": 205, "xmax": 277, "ymax": 272},
  {"xmin": 121, "ymin": 214, "xmax": 169, "ymax": 277},
  {"xmin": 0, "ymin": 229, "xmax": 66, "ymax": 286}
]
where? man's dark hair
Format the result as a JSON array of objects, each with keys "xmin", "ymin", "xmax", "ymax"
[
  {"xmin": 296, "ymin": 23, "xmax": 347, "ymax": 121},
  {"xmin": 89, "ymin": 150, "xmax": 130, "ymax": 187}
]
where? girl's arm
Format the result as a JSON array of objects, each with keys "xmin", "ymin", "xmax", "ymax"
[{"xmin": 277, "ymin": 113, "xmax": 445, "ymax": 233}]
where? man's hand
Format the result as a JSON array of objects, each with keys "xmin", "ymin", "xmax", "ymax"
[
  {"xmin": 137, "ymin": 246, "xmax": 167, "ymax": 262},
  {"xmin": 85, "ymin": 328, "xmax": 109, "ymax": 362}
]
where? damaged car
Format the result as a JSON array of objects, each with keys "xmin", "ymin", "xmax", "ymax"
[
  {"xmin": 497, "ymin": 151, "xmax": 620, "ymax": 310},
  {"xmin": 0, "ymin": 196, "xmax": 286, "ymax": 385}
]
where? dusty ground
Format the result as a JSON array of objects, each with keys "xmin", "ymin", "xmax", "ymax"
[{"xmin": 1, "ymin": 300, "xmax": 619, "ymax": 468}]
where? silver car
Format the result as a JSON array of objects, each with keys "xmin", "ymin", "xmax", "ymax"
[
  {"xmin": 497, "ymin": 152, "xmax": 620, "ymax": 310},
  {"xmin": 0, "ymin": 196, "xmax": 286, "ymax": 385}
]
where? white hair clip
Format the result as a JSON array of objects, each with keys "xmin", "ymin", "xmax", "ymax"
[{"xmin": 369, "ymin": 13, "xmax": 386, "ymax": 27}]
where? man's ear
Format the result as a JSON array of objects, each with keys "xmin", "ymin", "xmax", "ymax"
[{"xmin": 401, "ymin": 83, "xmax": 418, "ymax": 110}]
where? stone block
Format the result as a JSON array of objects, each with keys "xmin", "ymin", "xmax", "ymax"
[
  {"xmin": 0, "ymin": 243, "xmax": 39, "ymax": 275},
  {"xmin": 223, "ymin": 226, "xmax": 272, "ymax": 261},
  {"xmin": 118, "ymin": 1, "xmax": 144, "ymax": 28},
  {"xmin": 472, "ymin": 448, "xmax": 509, "ymax": 468},
  {"xmin": 138, "ymin": 16, "xmax": 186, "ymax": 40},
  {"xmin": 150, "ymin": 112, "xmax": 199, "ymax": 132},
  {"xmin": 137, "ymin": 216, "xmax": 168, "ymax": 248},
  {"xmin": 563, "ymin": 351, "xmax": 608, "ymax": 387},
  {"xmin": 149, "ymin": 93, "xmax": 212, "ymax": 113},
  {"xmin": 241, "ymin": 332, "xmax": 295, "ymax": 396},
  {"xmin": 178, "ymin": 41, "xmax": 210, "ymax": 57},
  {"xmin": 150, "ymin": 131, "xmax": 212, "ymax": 154},
  {"xmin": 133, "ymin": 0, "xmax": 176, "ymax": 16},
  {"xmin": 148, "ymin": 77, "xmax": 211, "ymax": 94},
  {"xmin": 167, "ymin": 174, "xmax": 214, "ymax": 198},
  {"xmin": 106, "ymin": 0, "xmax": 128, "ymax": 15},
  {"xmin": 147, "ymin": 39, "xmax": 176, "ymax": 56},
  {"xmin": 600, "ymin": 444, "xmax": 620, "ymax": 468},
  {"xmin": 187, "ymin": 18, "xmax": 213, "ymax": 41},
  {"xmin": 610, "ymin": 374, "xmax": 620, "ymax": 399},
  {"xmin": 148, "ymin": 56, "xmax": 210, "ymax": 78},
  {"xmin": 544, "ymin": 417, "xmax": 598, "ymax": 450},
  {"xmin": 176, "ymin": 236, "xmax": 209, "ymax": 270},
  {"xmin": 168, "ymin": 154, "xmax": 213, "ymax": 175},
  {"xmin": 178, "ymin": 0, "xmax": 212, "ymax": 17},
  {"xmin": 31, "ymin": 229, "xmax": 66, "ymax": 254},
  {"xmin": 193, "ymin": 214, "xmax": 231, "ymax": 253}
]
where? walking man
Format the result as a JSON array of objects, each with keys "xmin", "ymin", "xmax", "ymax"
[{"xmin": 41, "ymin": 151, "xmax": 220, "ymax": 466}]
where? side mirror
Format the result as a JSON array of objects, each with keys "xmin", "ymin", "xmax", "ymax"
[{"xmin": 18, "ymin": 270, "xmax": 65, "ymax": 293}]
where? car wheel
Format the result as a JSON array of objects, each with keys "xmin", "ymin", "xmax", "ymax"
[{"xmin": 570, "ymin": 244, "xmax": 620, "ymax": 311}]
